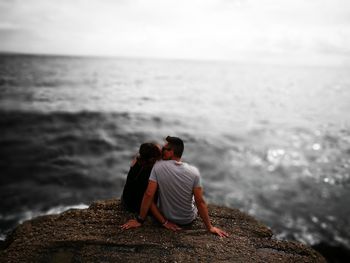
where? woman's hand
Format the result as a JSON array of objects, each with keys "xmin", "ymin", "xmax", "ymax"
[
  {"xmin": 163, "ymin": 221, "xmax": 182, "ymax": 232},
  {"xmin": 121, "ymin": 219, "xmax": 142, "ymax": 230}
]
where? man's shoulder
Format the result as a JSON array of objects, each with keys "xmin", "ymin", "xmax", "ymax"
[
  {"xmin": 154, "ymin": 160, "xmax": 199, "ymax": 175},
  {"xmin": 153, "ymin": 160, "xmax": 171, "ymax": 169},
  {"xmin": 183, "ymin": 162, "xmax": 200, "ymax": 176}
]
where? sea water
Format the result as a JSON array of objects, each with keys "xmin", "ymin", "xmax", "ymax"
[{"xmin": 1, "ymin": 54, "xmax": 350, "ymax": 253}]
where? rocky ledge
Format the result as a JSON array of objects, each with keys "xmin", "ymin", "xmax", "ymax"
[{"xmin": 0, "ymin": 199, "xmax": 325, "ymax": 262}]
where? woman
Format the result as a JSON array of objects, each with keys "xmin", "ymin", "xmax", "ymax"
[{"xmin": 121, "ymin": 142, "xmax": 161, "ymax": 213}]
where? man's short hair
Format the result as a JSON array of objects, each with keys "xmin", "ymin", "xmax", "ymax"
[{"xmin": 166, "ymin": 136, "xmax": 184, "ymax": 158}]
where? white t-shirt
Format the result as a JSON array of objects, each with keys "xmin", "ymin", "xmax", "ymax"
[{"xmin": 149, "ymin": 160, "xmax": 201, "ymax": 225}]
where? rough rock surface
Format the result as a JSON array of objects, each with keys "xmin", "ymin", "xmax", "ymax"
[{"xmin": 0, "ymin": 199, "xmax": 325, "ymax": 262}]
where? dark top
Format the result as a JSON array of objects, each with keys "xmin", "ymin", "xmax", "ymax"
[{"xmin": 121, "ymin": 161, "xmax": 156, "ymax": 213}]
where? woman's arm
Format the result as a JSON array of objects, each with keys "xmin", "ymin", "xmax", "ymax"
[{"xmin": 150, "ymin": 202, "xmax": 181, "ymax": 231}]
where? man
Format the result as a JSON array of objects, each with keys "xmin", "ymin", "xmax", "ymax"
[{"xmin": 121, "ymin": 136, "xmax": 229, "ymax": 237}]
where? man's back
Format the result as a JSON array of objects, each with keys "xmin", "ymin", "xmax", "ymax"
[{"xmin": 149, "ymin": 160, "xmax": 201, "ymax": 225}]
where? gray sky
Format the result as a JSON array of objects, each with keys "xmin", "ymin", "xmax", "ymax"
[{"xmin": 1, "ymin": 0, "xmax": 349, "ymax": 64}]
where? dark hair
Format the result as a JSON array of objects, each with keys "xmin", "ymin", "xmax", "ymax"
[
  {"xmin": 138, "ymin": 143, "xmax": 161, "ymax": 166},
  {"xmin": 166, "ymin": 136, "xmax": 184, "ymax": 158}
]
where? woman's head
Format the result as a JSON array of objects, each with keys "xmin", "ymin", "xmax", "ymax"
[{"xmin": 138, "ymin": 142, "xmax": 161, "ymax": 165}]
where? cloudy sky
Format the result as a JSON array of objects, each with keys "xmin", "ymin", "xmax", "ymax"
[{"xmin": 0, "ymin": 0, "xmax": 349, "ymax": 63}]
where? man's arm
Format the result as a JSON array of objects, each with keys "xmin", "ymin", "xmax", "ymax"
[
  {"xmin": 121, "ymin": 180, "xmax": 158, "ymax": 230},
  {"xmin": 121, "ymin": 180, "xmax": 181, "ymax": 231},
  {"xmin": 193, "ymin": 187, "xmax": 229, "ymax": 237}
]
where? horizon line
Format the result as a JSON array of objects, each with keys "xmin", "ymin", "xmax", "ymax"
[{"xmin": 1, "ymin": 50, "xmax": 349, "ymax": 68}]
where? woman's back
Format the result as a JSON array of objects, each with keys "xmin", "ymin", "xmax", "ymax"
[
  {"xmin": 121, "ymin": 142, "xmax": 161, "ymax": 213},
  {"xmin": 121, "ymin": 161, "xmax": 154, "ymax": 213}
]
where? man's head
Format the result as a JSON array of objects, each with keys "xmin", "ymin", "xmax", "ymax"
[{"xmin": 162, "ymin": 136, "xmax": 184, "ymax": 160}]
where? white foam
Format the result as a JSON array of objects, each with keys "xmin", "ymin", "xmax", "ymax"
[{"xmin": 16, "ymin": 204, "xmax": 89, "ymax": 224}]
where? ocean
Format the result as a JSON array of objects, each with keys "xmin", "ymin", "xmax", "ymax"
[{"xmin": 1, "ymin": 53, "xmax": 350, "ymax": 259}]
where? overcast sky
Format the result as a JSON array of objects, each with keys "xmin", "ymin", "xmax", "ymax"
[{"xmin": 0, "ymin": 0, "xmax": 349, "ymax": 63}]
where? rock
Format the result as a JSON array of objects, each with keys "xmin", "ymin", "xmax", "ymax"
[{"xmin": 0, "ymin": 199, "xmax": 325, "ymax": 262}]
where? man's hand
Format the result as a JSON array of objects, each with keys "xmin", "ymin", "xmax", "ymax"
[
  {"xmin": 121, "ymin": 219, "xmax": 142, "ymax": 230},
  {"xmin": 209, "ymin": 226, "xmax": 229, "ymax": 238},
  {"xmin": 163, "ymin": 221, "xmax": 182, "ymax": 232}
]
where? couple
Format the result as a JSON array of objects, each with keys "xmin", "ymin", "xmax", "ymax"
[{"xmin": 121, "ymin": 136, "xmax": 228, "ymax": 237}]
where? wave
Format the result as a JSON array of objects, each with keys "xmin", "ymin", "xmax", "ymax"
[{"xmin": 0, "ymin": 110, "xmax": 148, "ymax": 216}]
